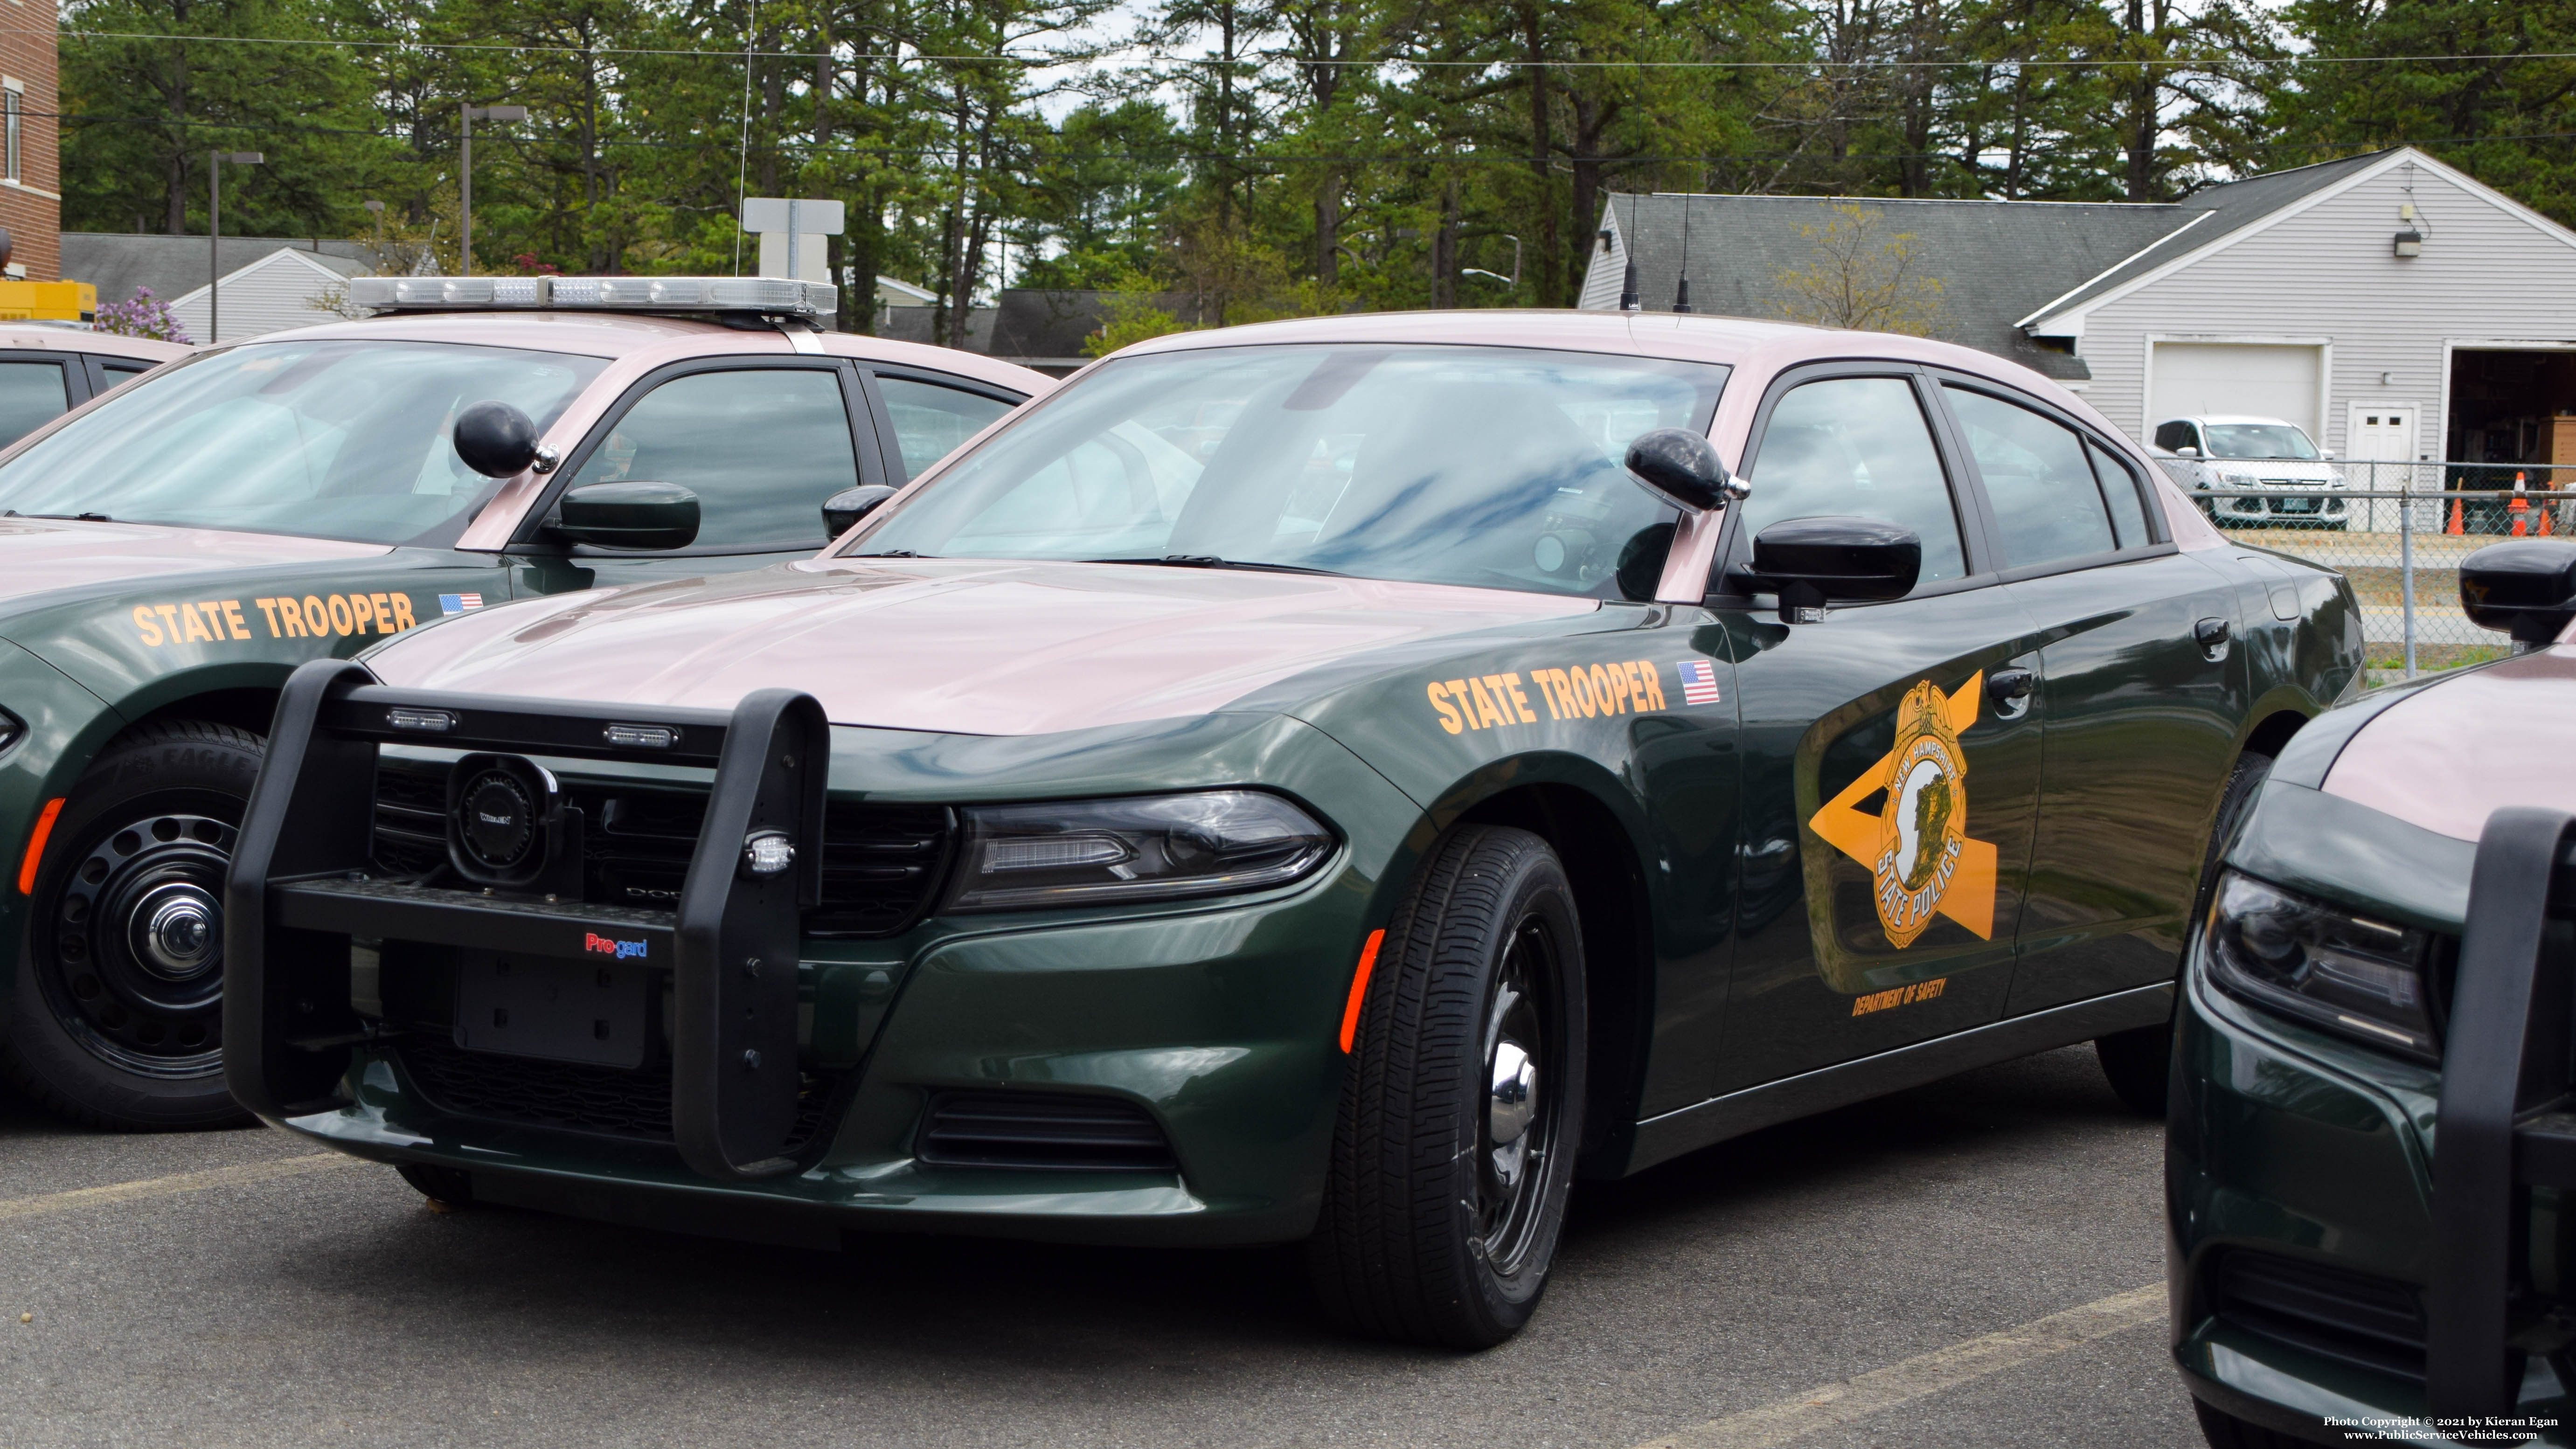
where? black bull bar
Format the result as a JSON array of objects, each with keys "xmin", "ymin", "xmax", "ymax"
[
  {"xmin": 2431, "ymin": 806, "xmax": 2576, "ymax": 1418},
  {"xmin": 222, "ymin": 658, "xmax": 828, "ymax": 1181}
]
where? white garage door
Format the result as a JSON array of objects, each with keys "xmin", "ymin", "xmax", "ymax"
[{"xmin": 2151, "ymin": 343, "xmax": 2322, "ymax": 438}]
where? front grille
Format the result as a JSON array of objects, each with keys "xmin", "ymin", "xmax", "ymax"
[
  {"xmin": 2211, "ymin": 1250, "xmax": 2427, "ymax": 1379},
  {"xmin": 394, "ymin": 1038, "xmax": 840, "ymax": 1149},
  {"xmin": 371, "ymin": 765, "xmax": 954, "ymax": 937},
  {"xmin": 916, "ymin": 1091, "xmax": 1179, "ymax": 1172}
]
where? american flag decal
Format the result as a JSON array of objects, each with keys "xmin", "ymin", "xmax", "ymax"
[
  {"xmin": 438, "ymin": 593, "xmax": 484, "ymax": 616},
  {"xmin": 1676, "ymin": 659, "xmax": 1722, "ymax": 706}
]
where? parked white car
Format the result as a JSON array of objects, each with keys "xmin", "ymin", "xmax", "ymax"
[{"xmin": 2148, "ymin": 415, "xmax": 2349, "ymax": 529}]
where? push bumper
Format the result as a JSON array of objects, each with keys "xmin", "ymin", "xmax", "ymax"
[{"xmin": 229, "ymin": 659, "xmax": 1364, "ymax": 1247}]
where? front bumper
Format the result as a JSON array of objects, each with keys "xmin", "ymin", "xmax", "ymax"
[
  {"xmin": 229, "ymin": 660, "xmax": 1408, "ymax": 1248},
  {"xmin": 2205, "ymin": 487, "xmax": 2350, "ymax": 525}
]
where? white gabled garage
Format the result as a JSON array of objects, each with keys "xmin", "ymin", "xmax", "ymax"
[{"xmin": 2145, "ymin": 341, "xmax": 2326, "ymax": 442}]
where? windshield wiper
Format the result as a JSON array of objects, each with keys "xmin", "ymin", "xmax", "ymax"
[
  {"xmin": 1086, "ymin": 555, "xmax": 1347, "ymax": 577},
  {"xmin": 5, "ymin": 510, "xmax": 111, "ymax": 522},
  {"xmin": 848, "ymin": 548, "xmax": 924, "ymax": 558}
]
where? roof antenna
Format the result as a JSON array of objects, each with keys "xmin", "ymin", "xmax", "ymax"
[
  {"xmin": 1618, "ymin": 196, "xmax": 1642, "ymax": 311},
  {"xmin": 1673, "ymin": 193, "xmax": 1693, "ymax": 312}
]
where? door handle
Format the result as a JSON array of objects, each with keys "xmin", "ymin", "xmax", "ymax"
[
  {"xmin": 2194, "ymin": 617, "xmax": 2230, "ymax": 648},
  {"xmin": 1986, "ymin": 668, "xmax": 2035, "ymax": 717}
]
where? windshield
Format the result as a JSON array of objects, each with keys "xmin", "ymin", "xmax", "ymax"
[
  {"xmin": 0, "ymin": 339, "xmax": 608, "ymax": 545},
  {"xmin": 2203, "ymin": 423, "xmax": 2319, "ymax": 460},
  {"xmin": 852, "ymin": 344, "xmax": 1729, "ymax": 600}
]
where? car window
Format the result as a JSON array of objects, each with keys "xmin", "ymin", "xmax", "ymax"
[
  {"xmin": 858, "ymin": 345, "xmax": 1728, "ymax": 601},
  {"xmin": 97, "ymin": 361, "xmax": 150, "ymax": 384},
  {"xmin": 879, "ymin": 376, "xmax": 1013, "ymax": 480},
  {"xmin": 570, "ymin": 368, "xmax": 859, "ymax": 548},
  {"xmin": 0, "ymin": 360, "xmax": 67, "ymax": 446},
  {"xmin": 1736, "ymin": 376, "xmax": 1966, "ymax": 585},
  {"xmin": 0, "ymin": 340, "xmax": 607, "ymax": 545},
  {"xmin": 1945, "ymin": 387, "xmax": 2114, "ymax": 569},
  {"xmin": 2086, "ymin": 438, "xmax": 2151, "ymax": 548},
  {"xmin": 2152, "ymin": 420, "xmax": 2195, "ymax": 452}
]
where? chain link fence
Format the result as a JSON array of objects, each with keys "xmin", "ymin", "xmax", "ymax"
[{"xmin": 2158, "ymin": 459, "xmax": 2576, "ymax": 683}]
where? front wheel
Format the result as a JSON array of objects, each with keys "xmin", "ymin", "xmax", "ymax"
[
  {"xmin": 4, "ymin": 721, "xmax": 262, "ymax": 1130},
  {"xmin": 1307, "ymin": 825, "xmax": 1588, "ymax": 1348}
]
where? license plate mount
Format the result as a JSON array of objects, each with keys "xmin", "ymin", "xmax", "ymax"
[{"xmin": 453, "ymin": 949, "xmax": 649, "ymax": 1069}]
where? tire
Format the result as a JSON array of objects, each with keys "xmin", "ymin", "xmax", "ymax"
[
  {"xmin": 3, "ymin": 721, "xmax": 263, "ymax": 1130},
  {"xmin": 396, "ymin": 1162, "xmax": 474, "ymax": 1207},
  {"xmin": 1306, "ymin": 825, "xmax": 1588, "ymax": 1349},
  {"xmin": 2192, "ymin": 1396, "xmax": 2319, "ymax": 1449},
  {"xmin": 2097, "ymin": 749, "xmax": 2274, "ymax": 1117}
]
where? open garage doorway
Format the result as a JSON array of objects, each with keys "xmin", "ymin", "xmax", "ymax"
[{"xmin": 2447, "ymin": 347, "xmax": 2576, "ymax": 473}]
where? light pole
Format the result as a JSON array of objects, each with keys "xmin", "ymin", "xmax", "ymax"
[
  {"xmin": 458, "ymin": 104, "xmax": 527, "ymax": 276},
  {"xmin": 208, "ymin": 150, "xmax": 263, "ymax": 343}
]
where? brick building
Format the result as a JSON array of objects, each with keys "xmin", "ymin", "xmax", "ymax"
[{"xmin": 0, "ymin": 8, "xmax": 56, "ymax": 279}]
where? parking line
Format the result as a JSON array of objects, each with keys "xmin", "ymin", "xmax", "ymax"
[
  {"xmin": 0, "ymin": 1153, "xmax": 364, "ymax": 1223},
  {"xmin": 1629, "ymin": 1284, "xmax": 2164, "ymax": 1449}
]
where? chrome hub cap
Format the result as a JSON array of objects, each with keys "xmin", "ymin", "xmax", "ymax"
[
  {"xmin": 1473, "ymin": 919, "xmax": 1559, "ymax": 1272},
  {"xmin": 132, "ymin": 883, "xmax": 221, "ymax": 981}
]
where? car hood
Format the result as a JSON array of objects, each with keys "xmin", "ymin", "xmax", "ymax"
[
  {"xmin": 0, "ymin": 515, "xmax": 388, "ymax": 608},
  {"xmin": 366, "ymin": 558, "xmax": 1602, "ymax": 735},
  {"xmin": 2323, "ymin": 647, "xmax": 2576, "ymax": 841}
]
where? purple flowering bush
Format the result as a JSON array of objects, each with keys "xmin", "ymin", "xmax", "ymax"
[{"xmin": 96, "ymin": 287, "xmax": 190, "ymax": 344}]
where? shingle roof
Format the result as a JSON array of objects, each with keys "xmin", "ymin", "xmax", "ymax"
[
  {"xmin": 1587, "ymin": 149, "xmax": 2401, "ymax": 381},
  {"xmin": 63, "ymin": 233, "xmax": 375, "ymax": 310},
  {"xmin": 1591, "ymin": 194, "xmax": 2185, "ymax": 380},
  {"xmin": 2013, "ymin": 149, "xmax": 2394, "ymax": 325}
]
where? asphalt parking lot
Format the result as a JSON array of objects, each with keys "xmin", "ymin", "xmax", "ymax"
[{"xmin": 1, "ymin": 1045, "xmax": 2197, "ymax": 1449}]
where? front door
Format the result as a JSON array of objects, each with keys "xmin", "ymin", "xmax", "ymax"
[
  {"xmin": 1931, "ymin": 376, "xmax": 2250, "ymax": 1014},
  {"xmin": 2348, "ymin": 403, "xmax": 2421, "ymax": 530},
  {"xmin": 515, "ymin": 361, "xmax": 884, "ymax": 596},
  {"xmin": 1710, "ymin": 368, "xmax": 2049, "ymax": 1095}
]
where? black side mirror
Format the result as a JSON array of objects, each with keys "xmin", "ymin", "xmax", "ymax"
[
  {"xmin": 555, "ymin": 481, "xmax": 701, "ymax": 551},
  {"xmin": 453, "ymin": 401, "xmax": 541, "ymax": 478},
  {"xmin": 2461, "ymin": 539, "xmax": 2576, "ymax": 646},
  {"xmin": 1748, "ymin": 516, "xmax": 1922, "ymax": 624},
  {"xmin": 1625, "ymin": 428, "xmax": 1746, "ymax": 512},
  {"xmin": 822, "ymin": 484, "xmax": 900, "ymax": 537}
]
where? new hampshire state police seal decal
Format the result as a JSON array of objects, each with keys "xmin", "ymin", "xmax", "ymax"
[{"xmin": 1872, "ymin": 679, "xmax": 1969, "ymax": 949}]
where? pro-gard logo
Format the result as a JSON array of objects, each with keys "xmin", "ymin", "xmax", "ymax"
[{"xmin": 584, "ymin": 932, "xmax": 648, "ymax": 961}]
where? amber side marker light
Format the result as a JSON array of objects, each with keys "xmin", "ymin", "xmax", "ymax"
[
  {"xmin": 1339, "ymin": 929, "xmax": 1386, "ymax": 1053},
  {"xmin": 17, "ymin": 797, "xmax": 65, "ymax": 894}
]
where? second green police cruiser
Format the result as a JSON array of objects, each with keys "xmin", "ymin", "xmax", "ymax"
[
  {"xmin": 226, "ymin": 311, "xmax": 2362, "ymax": 1347},
  {"xmin": 0, "ymin": 277, "xmax": 1045, "ymax": 1129}
]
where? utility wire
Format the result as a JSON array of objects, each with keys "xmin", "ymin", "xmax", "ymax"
[{"xmin": 33, "ymin": 26, "xmax": 2576, "ymax": 69}]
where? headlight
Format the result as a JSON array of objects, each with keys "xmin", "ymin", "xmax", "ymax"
[
  {"xmin": 2202, "ymin": 871, "xmax": 2439, "ymax": 1061},
  {"xmin": 946, "ymin": 790, "xmax": 1334, "ymax": 912}
]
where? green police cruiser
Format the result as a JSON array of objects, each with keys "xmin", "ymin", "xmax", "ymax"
[
  {"xmin": 227, "ymin": 311, "xmax": 2360, "ymax": 1347},
  {"xmin": 2170, "ymin": 541, "xmax": 2576, "ymax": 1447},
  {"xmin": 0, "ymin": 277, "xmax": 1044, "ymax": 1129}
]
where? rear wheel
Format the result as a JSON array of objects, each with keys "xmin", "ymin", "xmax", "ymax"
[
  {"xmin": 4, "ymin": 721, "xmax": 261, "ymax": 1130},
  {"xmin": 396, "ymin": 1162, "xmax": 475, "ymax": 1208},
  {"xmin": 2191, "ymin": 1397, "xmax": 2317, "ymax": 1449},
  {"xmin": 1307, "ymin": 825, "xmax": 1587, "ymax": 1349},
  {"xmin": 2097, "ymin": 749, "xmax": 2273, "ymax": 1117}
]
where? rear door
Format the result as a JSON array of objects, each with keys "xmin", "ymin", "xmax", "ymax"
[
  {"xmin": 1931, "ymin": 374, "xmax": 2247, "ymax": 1014},
  {"xmin": 1709, "ymin": 364, "xmax": 2049, "ymax": 1095}
]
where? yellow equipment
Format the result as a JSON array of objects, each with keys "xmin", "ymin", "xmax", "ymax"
[{"xmin": 0, "ymin": 280, "xmax": 98, "ymax": 323}]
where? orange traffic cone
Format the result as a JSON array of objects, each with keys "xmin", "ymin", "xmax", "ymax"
[
  {"xmin": 2449, "ymin": 498, "xmax": 2465, "ymax": 534},
  {"xmin": 2513, "ymin": 473, "xmax": 2531, "ymax": 536}
]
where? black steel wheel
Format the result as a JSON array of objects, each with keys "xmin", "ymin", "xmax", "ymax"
[
  {"xmin": 5, "ymin": 721, "xmax": 262, "ymax": 1130},
  {"xmin": 1308, "ymin": 824, "xmax": 1587, "ymax": 1349}
]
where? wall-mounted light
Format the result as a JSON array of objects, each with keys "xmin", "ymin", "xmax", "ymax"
[
  {"xmin": 2393, "ymin": 229, "xmax": 2423, "ymax": 258},
  {"xmin": 2381, "ymin": 371, "xmax": 2396, "ymax": 385}
]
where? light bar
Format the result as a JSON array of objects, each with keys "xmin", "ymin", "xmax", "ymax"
[{"xmin": 347, "ymin": 274, "xmax": 836, "ymax": 318}]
